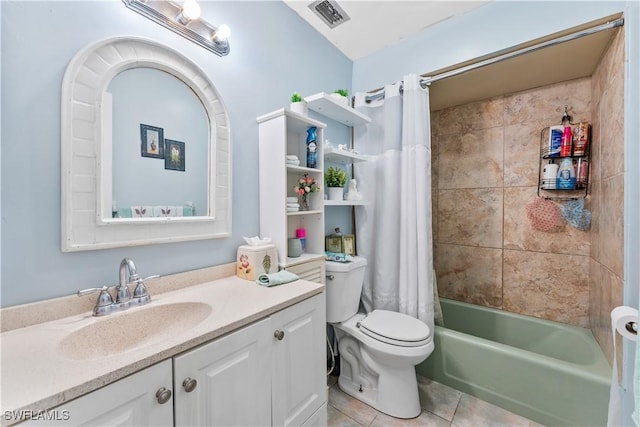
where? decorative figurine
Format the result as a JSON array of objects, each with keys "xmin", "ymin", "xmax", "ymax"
[{"xmin": 345, "ymin": 179, "xmax": 363, "ymax": 201}]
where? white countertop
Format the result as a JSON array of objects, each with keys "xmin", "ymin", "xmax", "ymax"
[{"xmin": 0, "ymin": 275, "xmax": 324, "ymax": 423}]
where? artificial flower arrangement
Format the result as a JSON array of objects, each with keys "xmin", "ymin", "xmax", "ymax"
[{"xmin": 293, "ymin": 174, "xmax": 321, "ymax": 209}]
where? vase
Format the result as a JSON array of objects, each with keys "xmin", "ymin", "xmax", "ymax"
[
  {"xmin": 300, "ymin": 194, "xmax": 310, "ymax": 211},
  {"xmin": 300, "ymin": 192, "xmax": 321, "ymax": 210},
  {"xmin": 330, "ymin": 93, "xmax": 349, "ymax": 106},
  {"xmin": 290, "ymin": 101, "xmax": 308, "ymax": 116},
  {"xmin": 328, "ymin": 187, "xmax": 343, "ymax": 201}
]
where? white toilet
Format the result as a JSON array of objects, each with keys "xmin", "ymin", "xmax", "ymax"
[{"xmin": 325, "ymin": 256, "xmax": 434, "ymax": 419}]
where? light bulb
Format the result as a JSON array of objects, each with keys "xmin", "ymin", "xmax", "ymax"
[
  {"xmin": 181, "ymin": 0, "xmax": 201, "ymax": 21},
  {"xmin": 214, "ymin": 24, "xmax": 231, "ymax": 41}
]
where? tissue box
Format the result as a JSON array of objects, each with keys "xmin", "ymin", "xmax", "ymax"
[{"xmin": 237, "ymin": 244, "xmax": 278, "ymax": 281}]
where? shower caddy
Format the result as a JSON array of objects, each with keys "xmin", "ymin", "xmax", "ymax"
[{"xmin": 537, "ymin": 108, "xmax": 591, "ymax": 200}]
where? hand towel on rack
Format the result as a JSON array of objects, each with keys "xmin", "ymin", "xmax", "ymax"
[{"xmin": 256, "ymin": 270, "xmax": 299, "ymax": 287}]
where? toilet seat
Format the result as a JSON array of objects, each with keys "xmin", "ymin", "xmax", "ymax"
[{"xmin": 357, "ymin": 310, "xmax": 431, "ymax": 347}]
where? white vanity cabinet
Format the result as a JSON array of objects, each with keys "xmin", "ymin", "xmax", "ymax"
[
  {"xmin": 175, "ymin": 293, "xmax": 326, "ymax": 427},
  {"xmin": 173, "ymin": 318, "xmax": 272, "ymax": 426},
  {"xmin": 271, "ymin": 293, "xmax": 326, "ymax": 427},
  {"xmin": 21, "ymin": 360, "xmax": 173, "ymax": 426},
  {"xmin": 20, "ymin": 294, "xmax": 325, "ymax": 427}
]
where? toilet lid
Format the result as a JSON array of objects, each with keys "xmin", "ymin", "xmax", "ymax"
[{"xmin": 357, "ymin": 310, "xmax": 431, "ymax": 347}]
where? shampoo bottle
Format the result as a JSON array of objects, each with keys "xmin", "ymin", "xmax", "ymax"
[
  {"xmin": 556, "ymin": 158, "xmax": 576, "ymax": 190},
  {"xmin": 560, "ymin": 125, "xmax": 573, "ymax": 157},
  {"xmin": 548, "ymin": 125, "xmax": 563, "ymax": 158}
]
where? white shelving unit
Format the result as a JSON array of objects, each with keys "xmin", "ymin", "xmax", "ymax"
[
  {"xmin": 324, "ymin": 200, "xmax": 368, "ymax": 207},
  {"xmin": 304, "ymin": 93, "xmax": 372, "ymax": 209},
  {"xmin": 324, "ymin": 146, "xmax": 368, "ymax": 165},
  {"xmin": 305, "ymin": 92, "xmax": 371, "ymax": 126},
  {"xmin": 257, "ymin": 97, "xmax": 371, "ymax": 273},
  {"xmin": 257, "ymin": 109, "xmax": 327, "ymax": 268}
]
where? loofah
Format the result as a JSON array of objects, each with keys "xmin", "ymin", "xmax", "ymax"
[
  {"xmin": 526, "ymin": 197, "xmax": 564, "ymax": 232},
  {"xmin": 560, "ymin": 198, "xmax": 592, "ymax": 231}
]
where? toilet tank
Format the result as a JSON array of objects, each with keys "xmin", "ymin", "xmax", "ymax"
[{"xmin": 325, "ymin": 256, "xmax": 367, "ymax": 323}]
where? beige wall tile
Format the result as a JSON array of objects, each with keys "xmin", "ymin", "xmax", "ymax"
[
  {"xmin": 438, "ymin": 127, "xmax": 503, "ymax": 189},
  {"xmin": 598, "ymin": 174, "xmax": 624, "ymax": 277},
  {"xmin": 503, "ymin": 250, "xmax": 589, "ymax": 327},
  {"xmin": 435, "ymin": 244, "xmax": 502, "ymax": 308},
  {"xmin": 503, "ymin": 121, "xmax": 545, "ymax": 187},
  {"xmin": 599, "ymin": 73, "xmax": 625, "ymax": 179},
  {"xmin": 437, "ymin": 97, "xmax": 504, "ymax": 136},
  {"xmin": 503, "ymin": 78, "xmax": 591, "ymax": 126},
  {"xmin": 438, "ymin": 188, "xmax": 503, "ymax": 248}
]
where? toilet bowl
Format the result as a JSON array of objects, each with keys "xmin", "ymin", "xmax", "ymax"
[{"xmin": 325, "ymin": 257, "xmax": 434, "ymax": 418}]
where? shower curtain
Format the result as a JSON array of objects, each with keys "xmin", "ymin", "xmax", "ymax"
[{"xmin": 353, "ymin": 74, "xmax": 434, "ymax": 332}]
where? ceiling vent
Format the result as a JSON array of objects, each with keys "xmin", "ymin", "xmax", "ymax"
[{"xmin": 309, "ymin": 0, "xmax": 350, "ymax": 29}]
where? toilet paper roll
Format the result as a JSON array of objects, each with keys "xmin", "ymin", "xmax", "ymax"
[
  {"xmin": 607, "ymin": 305, "xmax": 638, "ymax": 424},
  {"xmin": 612, "ymin": 305, "xmax": 638, "ymax": 341}
]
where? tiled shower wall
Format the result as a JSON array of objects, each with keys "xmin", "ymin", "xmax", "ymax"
[
  {"xmin": 589, "ymin": 29, "xmax": 625, "ymax": 365},
  {"xmin": 431, "ymin": 77, "xmax": 592, "ymax": 328},
  {"xmin": 431, "ymin": 29, "xmax": 624, "ymax": 338}
]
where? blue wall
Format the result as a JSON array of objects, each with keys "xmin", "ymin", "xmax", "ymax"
[
  {"xmin": 0, "ymin": 1, "xmax": 351, "ymax": 306},
  {"xmin": 353, "ymin": 1, "xmax": 627, "ymax": 92}
]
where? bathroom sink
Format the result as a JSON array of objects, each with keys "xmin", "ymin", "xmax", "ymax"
[{"xmin": 58, "ymin": 302, "xmax": 212, "ymax": 360}]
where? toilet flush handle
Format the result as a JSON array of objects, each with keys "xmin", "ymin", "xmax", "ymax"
[{"xmin": 326, "ymin": 275, "xmax": 335, "ymax": 281}]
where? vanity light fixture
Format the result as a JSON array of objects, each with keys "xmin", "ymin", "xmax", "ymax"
[{"xmin": 122, "ymin": 0, "xmax": 230, "ymax": 56}]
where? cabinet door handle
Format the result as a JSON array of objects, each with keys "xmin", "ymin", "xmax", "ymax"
[
  {"xmin": 155, "ymin": 387, "xmax": 172, "ymax": 404},
  {"xmin": 182, "ymin": 377, "xmax": 198, "ymax": 393},
  {"xmin": 274, "ymin": 330, "xmax": 285, "ymax": 341}
]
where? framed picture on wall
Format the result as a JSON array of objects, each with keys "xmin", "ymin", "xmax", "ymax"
[
  {"xmin": 140, "ymin": 124, "xmax": 164, "ymax": 159},
  {"xmin": 164, "ymin": 139, "xmax": 186, "ymax": 171},
  {"xmin": 341, "ymin": 234, "xmax": 355, "ymax": 255}
]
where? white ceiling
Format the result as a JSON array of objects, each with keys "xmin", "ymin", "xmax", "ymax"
[{"xmin": 283, "ymin": 0, "xmax": 490, "ymax": 60}]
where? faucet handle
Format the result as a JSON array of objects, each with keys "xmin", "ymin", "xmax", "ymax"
[
  {"xmin": 77, "ymin": 286, "xmax": 114, "ymax": 317},
  {"xmin": 132, "ymin": 274, "xmax": 160, "ymax": 306}
]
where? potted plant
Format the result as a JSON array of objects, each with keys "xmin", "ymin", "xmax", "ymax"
[
  {"xmin": 330, "ymin": 89, "xmax": 349, "ymax": 106},
  {"xmin": 325, "ymin": 166, "xmax": 348, "ymax": 201},
  {"xmin": 290, "ymin": 91, "xmax": 307, "ymax": 115}
]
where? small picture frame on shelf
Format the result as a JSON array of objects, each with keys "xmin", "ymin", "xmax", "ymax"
[
  {"xmin": 341, "ymin": 234, "xmax": 355, "ymax": 256},
  {"xmin": 325, "ymin": 236, "xmax": 343, "ymax": 253}
]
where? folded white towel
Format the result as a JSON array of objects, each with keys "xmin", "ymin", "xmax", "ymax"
[{"xmin": 286, "ymin": 203, "xmax": 300, "ymax": 207}]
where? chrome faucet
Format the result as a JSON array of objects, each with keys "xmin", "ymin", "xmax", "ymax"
[
  {"xmin": 116, "ymin": 258, "xmax": 138, "ymax": 310},
  {"xmin": 77, "ymin": 258, "xmax": 159, "ymax": 316}
]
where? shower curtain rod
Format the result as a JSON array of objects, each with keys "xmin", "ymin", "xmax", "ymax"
[{"xmin": 364, "ymin": 17, "xmax": 624, "ymax": 103}]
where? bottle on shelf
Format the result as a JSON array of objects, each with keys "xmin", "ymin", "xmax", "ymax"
[
  {"xmin": 560, "ymin": 125, "xmax": 573, "ymax": 157},
  {"xmin": 576, "ymin": 158, "xmax": 589, "ymax": 189},
  {"xmin": 296, "ymin": 228, "xmax": 306, "ymax": 251},
  {"xmin": 306, "ymin": 126, "xmax": 318, "ymax": 169},
  {"xmin": 573, "ymin": 122, "xmax": 590, "ymax": 156},
  {"xmin": 556, "ymin": 158, "xmax": 576, "ymax": 190},
  {"xmin": 547, "ymin": 125, "xmax": 563, "ymax": 158}
]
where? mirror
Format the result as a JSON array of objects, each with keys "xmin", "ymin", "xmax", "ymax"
[
  {"xmin": 61, "ymin": 36, "xmax": 231, "ymax": 251},
  {"xmin": 108, "ymin": 68, "xmax": 209, "ymax": 217}
]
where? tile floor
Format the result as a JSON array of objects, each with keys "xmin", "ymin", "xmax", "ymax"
[{"xmin": 327, "ymin": 375, "xmax": 545, "ymax": 427}]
